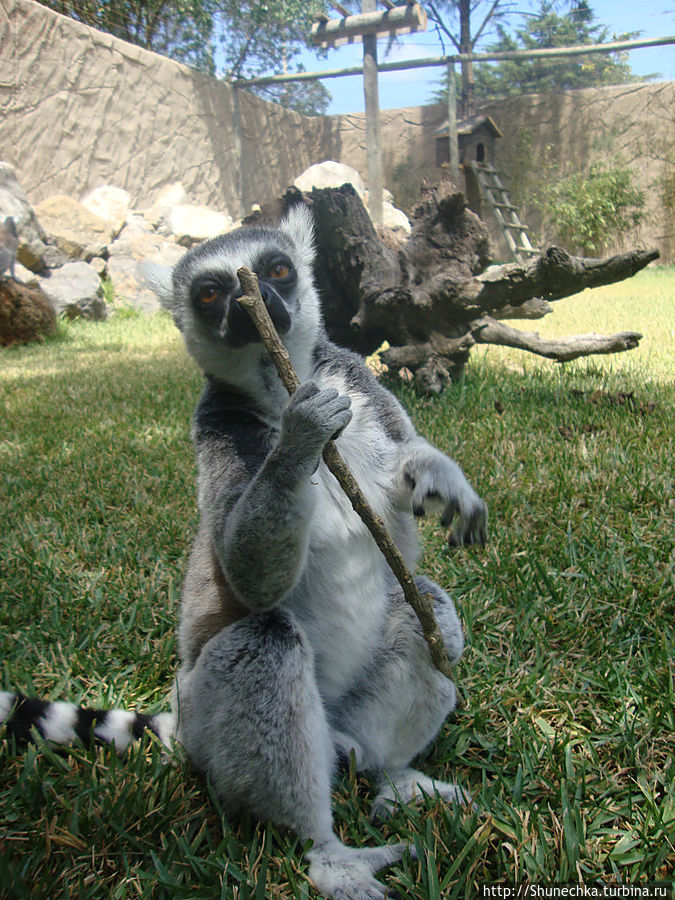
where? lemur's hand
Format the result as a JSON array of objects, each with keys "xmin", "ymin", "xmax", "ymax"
[
  {"xmin": 280, "ymin": 381, "xmax": 352, "ymax": 474},
  {"xmin": 402, "ymin": 447, "xmax": 488, "ymax": 546}
]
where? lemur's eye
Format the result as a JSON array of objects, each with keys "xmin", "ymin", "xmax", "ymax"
[
  {"xmin": 196, "ymin": 285, "xmax": 219, "ymax": 304},
  {"xmin": 268, "ymin": 262, "xmax": 291, "ymax": 280}
]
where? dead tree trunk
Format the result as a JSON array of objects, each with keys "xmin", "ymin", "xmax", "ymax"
[{"xmin": 256, "ymin": 182, "xmax": 658, "ymax": 393}]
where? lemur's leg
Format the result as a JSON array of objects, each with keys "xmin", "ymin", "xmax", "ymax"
[
  {"xmin": 329, "ymin": 576, "xmax": 471, "ymax": 820},
  {"xmin": 176, "ymin": 608, "xmax": 409, "ymax": 900}
]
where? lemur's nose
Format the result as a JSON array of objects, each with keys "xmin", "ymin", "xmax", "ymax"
[
  {"xmin": 222, "ymin": 286, "xmax": 259, "ymax": 346},
  {"xmin": 221, "ymin": 279, "xmax": 291, "ymax": 346}
]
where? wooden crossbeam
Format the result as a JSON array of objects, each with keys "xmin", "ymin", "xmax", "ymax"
[
  {"xmin": 331, "ymin": 2, "xmax": 351, "ymax": 16},
  {"xmin": 311, "ymin": 3, "xmax": 427, "ymax": 46}
]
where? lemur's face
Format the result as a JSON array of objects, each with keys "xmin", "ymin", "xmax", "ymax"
[
  {"xmin": 183, "ymin": 240, "xmax": 298, "ymax": 348},
  {"xmin": 147, "ymin": 206, "xmax": 321, "ymax": 384}
]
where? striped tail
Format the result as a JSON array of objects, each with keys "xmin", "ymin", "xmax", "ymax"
[{"xmin": 0, "ymin": 691, "xmax": 176, "ymax": 751}]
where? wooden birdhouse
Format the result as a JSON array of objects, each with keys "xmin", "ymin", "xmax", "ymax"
[
  {"xmin": 435, "ymin": 114, "xmax": 503, "ymax": 217},
  {"xmin": 435, "ymin": 114, "xmax": 503, "ymax": 170}
]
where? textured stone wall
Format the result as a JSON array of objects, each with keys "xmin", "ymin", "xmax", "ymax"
[
  {"xmin": 482, "ymin": 81, "xmax": 675, "ymax": 261},
  {"xmin": 0, "ymin": 0, "xmax": 341, "ymax": 216},
  {"xmin": 2, "ymin": 0, "xmax": 672, "ymax": 260}
]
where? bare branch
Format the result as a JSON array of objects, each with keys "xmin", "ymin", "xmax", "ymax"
[
  {"xmin": 236, "ymin": 266, "xmax": 456, "ymax": 680},
  {"xmin": 473, "ymin": 316, "xmax": 643, "ymax": 361},
  {"xmin": 475, "ymin": 246, "xmax": 660, "ymax": 314},
  {"xmin": 491, "ymin": 298, "xmax": 553, "ymax": 320},
  {"xmin": 471, "ymin": 0, "xmax": 501, "ymax": 48},
  {"xmin": 427, "ymin": 1, "xmax": 461, "ymax": 52}
]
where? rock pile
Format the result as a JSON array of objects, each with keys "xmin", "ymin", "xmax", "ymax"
[{"xmin": 0, "ymin": 159, "xmax": 411, "ymax": 346}]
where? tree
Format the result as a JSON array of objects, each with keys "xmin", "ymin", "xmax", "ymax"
[
  {"xmin": 472, "ymin": 1, "xmax": 642, "ymax": 102},
  {"xmin": 214, "ymin": 0, "xmax": 331, "ymax": 115},
  {"xmin": 536, "ymin": 162, "xmax": 645, "ymax": 255},
  {"xmin": 427, "ymin": 0, "xmax": 520, "ymax": 116},
  {"xmin": 430, "ymin": 2, "xmax": 643, "ymax": 109},
  {"xmin": 37, "ymin": 0, "xmax": 216, "ymax": 73},
  {"xmin": 260, "ymin": 78, "xmax": 332, "ymax": 118},
  {"xmin": 36, "ymin": 0, "xmax": 332, "ymax": 116}
]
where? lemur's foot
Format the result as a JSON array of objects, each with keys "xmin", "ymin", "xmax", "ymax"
[
  {"xmin": 371, "ymin": 767, "xmax": 471, "ymax": 822},
  {"xmin": 307, "ymin": 838, "xmax": 411, "ymax": 900}
]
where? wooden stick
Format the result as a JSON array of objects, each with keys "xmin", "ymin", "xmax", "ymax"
[{"xmin": 237, "ymin": 266, "xmax": 455, "ymax": 679}]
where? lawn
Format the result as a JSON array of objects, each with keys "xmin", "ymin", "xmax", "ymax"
[{"xmin": 1, "ymin": 267, "xmax": 673, "ymax": 898}]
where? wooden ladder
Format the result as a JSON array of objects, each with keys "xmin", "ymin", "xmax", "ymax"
[{"xmin": 468, "ymin": 162, "xmax": 539, "ymax": 263}]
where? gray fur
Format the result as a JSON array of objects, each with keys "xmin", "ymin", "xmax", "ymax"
[
  {"xmin": 156, "ymin": 207, "xmax": 488, "ymax": 899},
  {"xmin": 0, "ymin": 217, "xmax": 18, "ymax": 280}
]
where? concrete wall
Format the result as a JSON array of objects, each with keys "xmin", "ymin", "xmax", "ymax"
[
  {"xmin": 0, "ymin": 0, "xmax": 342, "ymax": 216},
  {"xmin": 2, "ymin": 0, "xmax": 672, "ymax": 260},
  {"xmin": 482, "ymin": 81, "xmax": 675, "ymax": 261}
]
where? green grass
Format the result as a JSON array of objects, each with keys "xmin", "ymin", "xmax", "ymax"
[
  {"xmin": 1, "ymin": 270, "xmax": 674, "ymax": 898},
  {"xmin": 474, "ymin": 266, "xmax": 675, "ymax": 380}
]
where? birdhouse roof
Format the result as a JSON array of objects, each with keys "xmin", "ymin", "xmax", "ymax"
[{"xmin": 434, "ymin": 114, "xmax": 503, "ymax": 139}]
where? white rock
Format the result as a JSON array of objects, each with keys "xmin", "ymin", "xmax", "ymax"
[
  {"xmin": 364, "ymin": 188, "xmax": 394, "ymax": 206},
  {"xmin": 143, "ymin": 183, "xmax": 189, "ymax": 226},
  {"xmin": 13, "ymin": 260, "xmax": 40, "ymax": 286},
  {"xmin": 165, "ymin": 204, "xmax": 233, "ymax": 242},
  {"xmin": 33, "ymin": 194, "xmax": 114, "ymax": 260},
  {"xmin": 153, "ymin": 183, "xmax": 188, "ymax": 210},
  {"xmin": 107, "ymin": 228, "xmax": 185, "ymax": 312},
  {"xmin": 80, "ymin": 186, "xmax": 131, "ymax": 236},
  {"xmin": 88, "ymin": 256, "xmax": 107, "ymax": 276},
  {"xmin": 294, "ymin": 161, "xmax": 366, "ymax": 201},
  {"xmin": 124, "ymin": 212, "xmax": 153, "ymax": 233},
  {"xmin": 381, "ymin": 201, "xmax": 411, "ymax": 234},
  {"xmin": 38, "ymin": 261, "xmax": 106, "ymax": 320},
  {"xmin": 0, "ymin": 160, "xmax": 56, "ymax": 272}
]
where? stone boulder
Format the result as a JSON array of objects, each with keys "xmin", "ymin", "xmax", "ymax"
[
  {"xmin": 38, "ymin": 261, "xmax": 106, "ymax": 320},
  {"xmin": 0, "ymin": 162, "xmax": 65, "ymax": 272},
  {"xmin": 381, "ymin": 201, "xmax": 411, "ymax": 234},
  {"xmin": 294, "ymin": 161, "xmax": 366, "ymax": 201},
  {"xmin": 294, "ymin": 162, "xmax": 409, "ymax": 233},
  {"xmin": 107, "ymin": 227, "xmax": 185, "ymax": 313},
  {"xmin": 13, "ymin": 260, "xmax": 40, "ymax": 286},
  {"xmin": 33, "ymin": 195, "xmax": 116, "ymax": 261},
  {"xmin": 142, "ymin": 182, "xmax": 189, "ymax": 228},
  {"xmin": 365, "ymin": 188, "xmax": 394, "ymax": 206},
  {"xmin": 165, "ymin": 204, "xmax": 233, "ymax": 246},
  {"xmin": 0, "ymin": 279, "xmax": 57, "ymax": 346},
  {"xmin": 80, "ymin": 186, "xmax": 132, "ymax": 238}
]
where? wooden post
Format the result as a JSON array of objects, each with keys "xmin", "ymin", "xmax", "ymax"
[
  {"xmin": 362, "ymin": 0, "xmax": 383, "ymax": 226},
  {"xmin": 446, "ymin": 62, "xmax": 460, "ymax": 186}
]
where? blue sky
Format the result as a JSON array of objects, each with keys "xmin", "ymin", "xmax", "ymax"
[{"xmin": 298, "ymin": 1, "xmax": 675, "ymax": 114}]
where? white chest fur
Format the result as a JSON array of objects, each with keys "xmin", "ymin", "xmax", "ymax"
[{"xmin": 287, "ymin": 371, "xmax": 406, "ymax": 702}]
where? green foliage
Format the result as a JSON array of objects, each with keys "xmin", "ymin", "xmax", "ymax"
[
  {"xmin": 432, "ymin": 2, "xmax": 643, "ymax": 105},
  {"xmin": 215, "ymin": 0, "xmax": 331, "ymax": 114},
  {"xmin": 1, "ymin": 272, "xmax": 674, "ymax": 894},
  {"xmin": 474, "ymin": 1, "xmax": 642, "ymax": 101},
  {"xmin": 37, "ymin": 0, "xmax": 217, "ymax": 72},
  {"xmin": 216, "ymin": 0, "xmax": 324, "ymax": 80},
  {"xmin": 257, "ymin": 79, "xmax": 331, "ymax": 118},
  {"xmin": 537, "ymin": 162, "xmax": 645, "ymax": 254},
  {"xmin": 35, "ymin": 0, "xmax": 332, "ymax": 115}
]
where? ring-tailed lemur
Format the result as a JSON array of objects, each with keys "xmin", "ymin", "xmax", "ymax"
[
  {"xmin": 0, "ymin": 216, "xmax": 19, "ymax": 280},
  {"xmin": 1, "ymin": 206, "xmax": 488, "ymax": 900}
]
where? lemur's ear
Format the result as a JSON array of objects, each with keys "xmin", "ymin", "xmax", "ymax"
[
  {"xmin": 140, "ymin": 262, "xmax": 174, "ymax": 309},
  {"xmin": 279, "ymin": 205, "xmax": 315, "ymax": 265}
]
